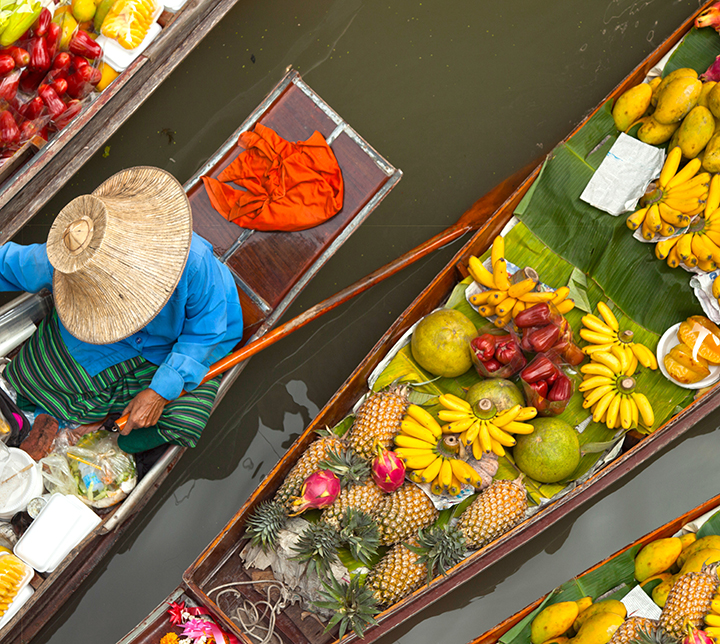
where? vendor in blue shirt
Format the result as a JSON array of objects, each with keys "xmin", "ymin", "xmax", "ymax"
[{"xmin": 0, "ymin": 167, "xmax": 243, "ymax": 453}]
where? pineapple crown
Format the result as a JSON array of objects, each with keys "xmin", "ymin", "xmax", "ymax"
[
  {"xmin": 314, "ymin": 574, "xmax": 379, "ymax": 640},
  {"xmin": 405, "ymin": 524, "xmax": 467, "ymax": 585},
  {"xmin": 319, "ymin": 447, "xmax": 371, "ymax": 487},
  {"xmin": 338, "ymin": 509, "xmax": 381, "ymax": 566},
  {"xmin": 245, "ymin": 500, "xmax": 288, "ymax": 552},
  {"xmin": 291, "ymin": 521, "xmax": 341, "ymax": 578},
  {"xmin": 628, "ymin": 622, "xmax": 669, "ymax": 644}
]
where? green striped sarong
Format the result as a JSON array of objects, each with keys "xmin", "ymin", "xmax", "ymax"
[{"xmin": 4, "ymin": 313, "xmax": 220, "ymax": 453}]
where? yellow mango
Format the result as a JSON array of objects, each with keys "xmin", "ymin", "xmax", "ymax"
[
  {"xmin": 708, "ymin": 83, "xmax": 720, "ymax": 119},
  {"xmin": 541, "ymin": 638, "xmax": 570, "ymax": 644},
  {"xmin": 573, "ymin": 600, "xmax": 626, "ymax": 633},
  {"xmin": 634, "ymin": 537, "xmax": 683, "ymax": 582},
  {"xmin": 652, "ymin": 575, "xmax": 678, "ymax": 607},
  {"xmin": 531, "ymin": 602, "xmax": 580, "ymax": 644},
  {"xmin": 654, "ymin": 77, "xmax": 702, "ymax": 124},
  {"xmin": 637, "ymin": 117, "xmax": 680, "ymax": 145},
  {"xmin": 639, "ymin": 571, "xmax": 673, "ymax": 593},
  {"xmin": 703, "ymin": 132, "xmax": 720, "ymax": 173},
  {"xmin": 52, "ymin": 12, "xmax": 79, "ymax": 51},
  {"xmin": 677, "ymin": 105, "xmax": 715, "ymax": 159},
  {"xmin": 699, "ymin": 82, "xmax": 717, "ymax": 108},
  {"xmin": 71, "ymin": 0, "xmax": 95, "ymax": 22},
  {"xmin": 679, "ymin": 533, "xmax": 697, "ymax": 550},
  {"xmin": 575, "ymin": 597, "xmax": 593, "ymax": 614},
  {"xmin": 613, "ymin": 84, "xmax": 652, "ymax": 132},
  {"xmin": 677, "ymin": 535, "xmax": 720, "ymax": 567},
  {"xmin": 653, "ymin": 68, "xmax": 699, "ymax": 106},
  {"xmin": 573, "ymin": 612, "xmax": 624, "ymax": 644},
  {"xmin": 678, "ymin": 548, "xmax": 720, "ymax": 575}
]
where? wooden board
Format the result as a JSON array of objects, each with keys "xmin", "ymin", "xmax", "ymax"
[
  {"xmin": 181, "ymin": 4, "xmax": 720, "ymax": 644},
  {"xmin": 0, "ymin": 71, "xmax": 401, "ymax": 644}
]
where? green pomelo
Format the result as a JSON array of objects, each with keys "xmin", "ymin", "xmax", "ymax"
[
  {"xmin": 513, "ymin": 417, "xmax": 580, "ymax": 483},
  {"xmin": 410, "ymin": 309, "xmax": 477, "ymax": 377},
  {"xmin": 466, "ymin": 378, "xmax": 524, "ymax": 412}
]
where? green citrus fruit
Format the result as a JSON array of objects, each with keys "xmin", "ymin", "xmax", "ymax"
[
  {"xmin": 466, "ymin": 378, "xmax": 524, "ymax": 412},
  {"xmin": 513, "ymin": 417, "xmax": 580, "ymax": 483},
  {"xmin": 410, "ymin": 309, "xmax": 477, "ymax": 377}
]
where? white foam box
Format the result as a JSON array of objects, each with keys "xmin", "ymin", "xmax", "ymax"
[
  {"xmin": 14, "ymin": 494, "xmax": 101, "ymax": 573},
  {"xmin": 96, "ymin": 21, "xmax": 163, "ymax": 73}
]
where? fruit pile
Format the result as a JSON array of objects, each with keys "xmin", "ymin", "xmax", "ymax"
[
  {"xmin": 0, "ymin": 554, "xmax": 28, "ymax": 617},
  {"xmin": 664, "ymin": 316, "xmax": 720, "ymax": 385}
]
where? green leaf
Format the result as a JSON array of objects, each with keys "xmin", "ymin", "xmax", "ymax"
[
  {"xmin": 664, "ymin": 26, "xmax": 720, "ymax": 77},
  {"xmin": 568, "ymin": 267, "xmax": 592, "ymax": 313},
  {"xmin": 697, "ymin": 509, "xmax": 720, "ymax": 538}
]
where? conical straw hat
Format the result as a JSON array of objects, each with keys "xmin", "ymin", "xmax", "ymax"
[{"xmin": 46, "ymin": 167, "xmax": 192, "ymax": 345}]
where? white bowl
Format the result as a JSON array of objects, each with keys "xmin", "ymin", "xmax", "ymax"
[
  {"xmin": 656, "ymin": 323, "xmax": 720, "ymax": 389},
  {"xmin": 0, "ymin": 449, "xmax": 43, "ymax": 520}
]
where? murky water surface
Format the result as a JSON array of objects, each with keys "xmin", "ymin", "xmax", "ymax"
[{"xmin": 19, "ymin": 0, "xmax": 719, "ymax": 642}]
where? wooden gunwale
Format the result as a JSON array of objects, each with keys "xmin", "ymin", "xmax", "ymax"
[
  {"xmin": 0, "ymin": 0, "xmax": 246, "ymax": 249},
  {"xmin": 1, "ymin": 71, "xmax": 400, "ymax": 644},
  {"xmin": 468, "ymin": 492, "xmax": 720, "ymax": 644},
  {"xmin": 181, "ymin": 4, "xmax": 720, "ymax": 644}
]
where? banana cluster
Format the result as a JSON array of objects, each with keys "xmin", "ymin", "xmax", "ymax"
[
  {"xmin": 626, "ymin": 148, "xmax": 710, "ymax": 241},
  {"xmin": 437, "ymin": 393, "xmax": 537, "ymax": 460},
  {"xmin": 393, "ymin": 404, "xmax": 485, "ymax": 496},
  {"xmin": 467, "ymin": 236, "xmax": 574, "ymax": 328},
  {"xmin": 580, "ymin": 302, "xmax": 658, "ymax": 369},
  {"xmin": 579, "ymin": 344, "xmax": 655, "ymax": 431},
  {"xmin": 704, "ymin": 595, "xmax": 720, "ymax": 639}
]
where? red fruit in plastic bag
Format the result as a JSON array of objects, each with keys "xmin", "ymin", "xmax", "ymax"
[
  {"xmin": 19, "ymin": 69, "xmax": 44, "ymax": 93},
  {"xmin": 471, "ymin": 333, "xmax": 496, "ymax": 362},
  {"xmin": 51, "ymin": 78, "xmax": 67, "ymax": 95},
  {"xmin": 38, "ymin": 84, "xmax": 65, "ymax": 118},
  {"xmin": 33, "ymin": 8, "xmax": 51, "ymax": 38},
  {"xmin": 547, "ymin": 374, "xmax": 572, "ymax": 402},
  {"xmin": 528, "ymin": 324, "xmax": 561, "ymax": 353},
  {"xmin": 521, "ymin": 354, "xmax": 558, "ymax": 384},
  {"xmin": 495, "ymin": 338, "xmax": 523, "ymax": 366},
  {"xmin": 21, "ymin": 96, "xmax": 44, "ymax": 120},
  {"xmin": 482, "ymin": 358, "xmax": 502, "ymax": 372},
  {"xmin": 46, "ymin": 22, "xmax": 61, "ymax": 60},
  {"xmin": 52, "ymin": 52, "xmax": 71, "ymax": 73},
  {"xmin": 515, "ymin": 303, "xmax": 554, "ymax": 328},
  {"xmin": 66, "ymin": 71, "xmax": 91, "ymax": 99},
  {"xmin": 53, "ymin": 98, "xmax": 81, "ymax": 129},
  {"xmin": 19, "ymin": 119, "xmax": 38, "ymax": 141},
  {"xmin": 28, "ymin": 37, "xmax": 50, "ymax": 73},
  {"xmin": 0, "ymin": 54, "xmax": 14, "ymax": 75},
  {"xmin": 528, "ymin": 380, "xmax": 548, "ymax": 399},
  {"xmin": 69, "ymin": 31, "xmax": 102, "ymax": 60},
  {"xmin": 0, "ymin": 110, "xmax": 20, "ymax": 144},
  {"xmin": 0, "ymin": 70, "xmax": 20, "ymax": 102}
]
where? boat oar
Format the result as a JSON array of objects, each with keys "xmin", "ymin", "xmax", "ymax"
[{"xmin": 113, "ymin": 159, "xmax": 539, "ymax": 431}]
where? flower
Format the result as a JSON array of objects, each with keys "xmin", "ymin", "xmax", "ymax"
[
  {"xmin": 167, "ymin": 601, "xmax": 187, "ymax": 625},
  {"xmin": 159, "ymin": 633, "xmax": 179, "ymax": 644},
  {"xmin": 181, "ymin": 618, "xmax": 215, "ymax": 639}
]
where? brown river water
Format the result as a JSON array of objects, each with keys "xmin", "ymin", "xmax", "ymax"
[{"xmin": 11, "ymin": 0, "xmax": 718, "ymax": 641}]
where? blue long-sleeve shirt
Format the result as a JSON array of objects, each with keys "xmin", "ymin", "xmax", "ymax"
[{"xmin": 0, "ymin": 233, "xmax": 244, "ymax": 400}]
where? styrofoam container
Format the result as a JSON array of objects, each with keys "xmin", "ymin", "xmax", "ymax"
[
  {"xmin": 13, "ymin": 494, "xmax": 101, "ymax": 573},
  {"xmin": 657, "ymin": 322, "xmax": 720, "ymax": 389},
  {"xmin": 0, "ymin": 449, "xmax": 43, "ymax": 520},
  {"xmin": 0, "ymin": 551, "xmax": 33, "ymax": 628},
  {"xmin": 96, "ymin": 21, "xmax": 163, "ymax": 73}
]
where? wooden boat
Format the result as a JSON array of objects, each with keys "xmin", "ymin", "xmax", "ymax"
[
  {"xmin": 165, "ymin": 3, "xmax": 720, "ymax": 644},
  {"xmin": 0, "ymin": 69, "xmax": 401, "ymax": 644},
  {"xmin": 0, "ymin": 0, "xmax": 251, "ymax": 248},
  {"xmin": 469, "ymin": 492, "xmax": 720, "ymax": 644}
]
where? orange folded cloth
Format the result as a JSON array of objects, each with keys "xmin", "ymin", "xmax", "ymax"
[{"xmin": 202, "ymin": 123, "xmax": 344, "ymax": 232}]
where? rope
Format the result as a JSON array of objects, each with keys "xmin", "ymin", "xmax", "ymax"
[{"xmin": 207, "ymin": 579, "xmax": 300, "ymax": 644}]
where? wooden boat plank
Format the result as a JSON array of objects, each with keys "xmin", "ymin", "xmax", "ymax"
[{"xmin": 182, "ymin": 4, "xmax": 719, "ymax": 644}]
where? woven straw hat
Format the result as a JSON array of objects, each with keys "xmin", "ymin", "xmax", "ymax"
[{"xmin": 46, "ymin": 166, "xmax": 192, "ymax": 345}]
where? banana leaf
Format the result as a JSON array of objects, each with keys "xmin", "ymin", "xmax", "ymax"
[
  {"xmin": 664, "ymin": 26, "xmax": 720, "ymax": 77},
  {"xmin": 513, "ymin": 101, "xmax": 702, "ymax": 334}
]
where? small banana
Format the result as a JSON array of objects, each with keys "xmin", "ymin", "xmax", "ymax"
[
  {"xmin": 597, "ymin": 302, "xmax": 619, "ymax": 331},
  {"xmin": 658, "ymin": 146, "xmax": 682, "ymax": 188},
  {"xmin": 630, "ymin": 342, "xmax": 658, "ymax": 370},
  {"xmin": 666, "ymin": 157, "xmax": 702, "ymax": 190},
  {"xmin": 406, "ymin": 404, "xmax": 442, "ymax": 436},
  {"xmin": 626, "ymin": 207, "xmax": 647, "ymax": 231},
  {"xmin": 467, "ymin": 255, "xmax": 496, "ymax": 289}
]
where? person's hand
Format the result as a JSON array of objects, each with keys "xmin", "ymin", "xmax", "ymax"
[{"xmin": 120, "ymin": 389, "xmax": 169, "ymax": 435}]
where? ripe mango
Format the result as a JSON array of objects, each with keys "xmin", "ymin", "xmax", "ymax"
[
  {"xmin": 699, "ymin": 82, "xmax": 717, "ymax": 108},
  {"xmin": 677, "ymin": 105, "xmax": 715, "ymax": 159},
  {"xmin": 541, "ymin": 639, "xmax": 570, "ymax": 644},
  {"xmin": 573, "ymin": 612, "xmax": 624, "ymax": 644},
  {"xmin": 654, "ymin": 68, "xmax": 699, "ymax": 104},
  {"xmin": 572, "ymin": 600, "xmax": 626, "ymax": 633},
  {"xmin": 639, "ymin": 571, "xmax": 673, "ymax": 593},
  {"xmin": 703, "ymin": 132, "xmax": 720, "ymax": 172},
  {"xmin": 654, "ymin": 77, "xmax": 702, "ymax": 124},
  {"xmin": 678, "ymin": 547, "xmax": 720, "ymax": 575},
  {"xmin": 72, "ymin": 0, "xmax": 95, "ymax": 22},
  {"xmin": 679, "ymin": 533, "xmax": 697, "ymax": 549},
  {"xmin": 637, "ymin": 117, "xmax": 680, "ymax": 145},
  {"xmin": 613, "ymin": 84, "xmax": 652, "ymax": 132},
  {"xmin": 708, "ymin": 83, "xmax": 720, "ymax": 119},
  {"xmin": 677, "ymin": 535, "xmax": 720, "ymax": 567},
  {"xmin": 575, "ymin": 597, "xmax": 593, "ymax": 614},
  {"xmin": 531, "ymin": 602, "xmax": 580, "ymax": 644},
  {"xmin": 634, "ymin": 537, "xmax": 683, "ymax": 582},
  {"xmin": 652, "ymin": 574, "xmax": 677, "ymax": 607}
]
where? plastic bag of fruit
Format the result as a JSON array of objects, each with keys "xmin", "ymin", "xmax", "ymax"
[
  {"xmin": 519, "ymin": 352, "xmax": 576, "ymax": 416},
  {"xmin": 470, "ymin": 327, "xmax": 526, "ymax": 378},
  {"xmin": 515, "ymin": 301, "xmax": 585, "ymax": 366}
]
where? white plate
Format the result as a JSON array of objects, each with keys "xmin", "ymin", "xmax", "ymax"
[{"xmin": 656, "ymin": 323, "xmax": 720, "ymax": 389}]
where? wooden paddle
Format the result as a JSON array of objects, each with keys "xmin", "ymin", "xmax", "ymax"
[{"xmin": 113, "ymin": 160, "xmax": 538, "ymax": 431}]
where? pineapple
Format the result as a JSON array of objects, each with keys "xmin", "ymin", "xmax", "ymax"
[
  {"xmin": 458, "ymin": 477, "xmax": 528, "ymax": 549},
  {"xmin": 291, "ymin": 521, "xmax": 341, "ymax": 577},
  {"xmin": 313, "ymin": 575, "xmax": 379, "ymax": 640},
  {"xmin": 375, "ymin": 482, "xmax": 438, "ymax": 546},
  {"xmin": 274, "ymin": 432, "xmax": 345, "ymax": 507},
  {"xmin": 659, "ymin": 565, "xmax": 720, "ymax": 639},
  {"xmin": 347, "ymin": 386, "xmax": 409, "ymax": 459},
  {"xmin": 321, "ymin": 479, "xmax": 386, "ymax": 529},
  {"xmin": 244, "ymin": 500, "xmax": 288, "ymax": 551},
  {"xmin": 319, "ymin": 447, "xmax": 371, "ymax": 487},
  {"xmin": 366, "ymin": 524, "xmax": 465, "ymax": 605},
  {"xmin": 608, "ymin": 617, "xmax": 661, "ymax": 644},
  {"xmin": 338, "ymin": 509, "xmax": 380, "ymax": 566}
]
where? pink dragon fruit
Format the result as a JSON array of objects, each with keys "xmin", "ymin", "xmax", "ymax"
[
  {"xmin": 683, "ymin": 626, "xmax": 714, "ymax": 644},
  {"xmin": 697, "ymin": 2, "xmax": 720, "ymax": 31},
  {"xmin": 371, "ymin": 444, "xmax": 406, "ymax": 492},
  {"xmin": 701, "ymin": 54, "xmax": 720, "ymax": 82},
  {"xmin": 289, "ymin": 469, "xmax": 341, "ymax": 514}
]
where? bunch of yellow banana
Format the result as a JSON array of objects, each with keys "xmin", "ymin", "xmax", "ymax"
[
  {"xmin": 654, "ymin": 174, "xmax": 720, "ymax": 271},
  {"xmin": 579, "ymin": 345, "xmax": 655, "ymax": 431},
  {"xmin": 437, "ymin": 393, "xmax": 537, "ymax": 460},
  {"xmin": 703, "ymin": 594, "xmax": 720, "ymax": 639},
  {"xmin": 579, "ymin": 301, "xmax": 658, "ymax": 370},
  {"xmin": 467, "ymin": 236, "xmax": 574, "ymax": 329},
  {"xmin": 626, "ymin": 148, "xmax": 710, "ymax": 241},
  {"xmin": 712, "ymin": 274, "xmax": 720, "ymax": 307},
  {"xmin": 393, "ymin": 404, "xmax": 485, "ymax": 496}
]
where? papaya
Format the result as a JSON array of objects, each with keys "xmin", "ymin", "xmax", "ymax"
[
  {"xmin": 654, "ymin": 76, "xmax": 702, "ymax": 124},
  {"xmin": 676, "ymin": 106, "xmax": 715, "ymax": 159},
  {"xmin": 699, "ymin": 82, "xmax": 717, "ymax": 109},
  {"xmin": 634, "ymin": 537, "xmax": 683, "ymax": 582},
  {"xmin": 531, "ymin": 602, "xmax": 580, "ymax": 644},
  {"xmin": 678, "ymin": 548, "xmax": 720, "ymax": 575},
  {"xmin": 573, "ymin": 612, "xmax": 624, "ymax": 644},
  {"xmin": 653, "ymin": 68, "xmax": 698, "ymax": 106},
  {"xmin": 612, "ymin": 84, "xmax": 652, "ymax": 132},
  {"xmin": 572, "ymin": 600, "xmax": 626, "ymax": 633},
  {"xmin": 637, "ymin": 117, "xmax": 680, "ymax": 145}
]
